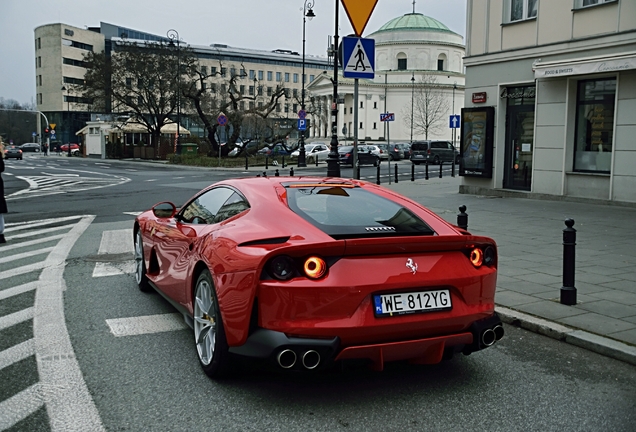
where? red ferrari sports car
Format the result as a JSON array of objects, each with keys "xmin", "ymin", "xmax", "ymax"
[{"xmin": 134, "ymin": 176, "xmax": 502, "ymax": 378}]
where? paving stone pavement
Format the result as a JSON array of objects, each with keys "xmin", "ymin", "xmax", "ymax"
[{"xmin": 381, "ymin": 175, "xmax": 636, "ymax": 365}]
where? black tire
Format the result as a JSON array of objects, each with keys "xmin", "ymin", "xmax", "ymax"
[
  {"xmin": 193, "ymin": 270, "xmax": 231, "ymax": 378},
  {"xmin": 433, "ymin": 155, "xmax": 440, "ymax": 164},
  {"xmin": 455, "ymin": 155, "xmax": 461, "ymax": 164},
  {"xmin": 134, "ymin": 229, "xmax": 152, "ymax": 292}
]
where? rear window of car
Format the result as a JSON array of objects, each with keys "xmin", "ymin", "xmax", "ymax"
[
  {"xmin": 284, "ymin": 183, "xmax": 435, "ymax": 239},
  {"xmin": 411, "ymin": 142, "xmax": 428, "ymax": 151}
]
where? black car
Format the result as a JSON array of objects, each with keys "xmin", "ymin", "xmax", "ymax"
[
  {"xmin": 338, "ymin": 145, "xmax": 380, "ymax": 167},
  {"xmin": 377, "ymin": 143, "xmax": 404, "ymax": 161},
  {"xmin": 19, "ymin": 143, "xmax": 41, "ymax": 152},
  {"xmin": 410, "ymin": 140, "xmax": 460, "ymax": 165},
  {"xmin": 4, "ymin": 145, "xmax": 23, "ymax": 160}
]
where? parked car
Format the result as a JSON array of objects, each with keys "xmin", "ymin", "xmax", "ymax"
[
  {"xmin": 338, "ymin": 145, "xmax": 380, "ymax": 167},
  {"xmin": 4, "ymin": 145, "xmax": 23, "ymax": 160},
  {"xmin": 410, "ymin": 140, "xmax": 459, "ymax": 165},
  {"xmin": 19, "ymin": 143, "xmax": 41, "ymax": 152},
  {"xmin": 257, "ymin": 143, "xmax": 291, "ymax": 156},
  {"xmin": 397, "ymin": 142, "xmax": 412, "ymax": 159},
  {"xmin": 290, "ymin": 142, "xmax": 330, "ymax": 163},
  {"xmin": 228, "ymin": 140, "xmax": 259, "ymax": 157},
  {"xmin": 133, "ymin": 176, "xmax": 501, "ymax": 378},
  {"xmin": 364, "ymin": 144, "xmax": 387, "ymax": 160},
  {"xmin": 60, "ymin": 143, "xmax": 81, "ymax": 156},
  {"xmin": 377, "ymin": 143, "xmax": 404, "ymax": 161}
]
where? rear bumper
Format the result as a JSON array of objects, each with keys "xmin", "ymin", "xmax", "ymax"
[{"xmin": 229, "ymin": 313, "xmax": 502, "ymax": 371}]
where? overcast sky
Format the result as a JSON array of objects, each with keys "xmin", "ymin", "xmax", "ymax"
[{"xmin": 0, "ymin": 0, "xmax": 466, "ymax": 104}]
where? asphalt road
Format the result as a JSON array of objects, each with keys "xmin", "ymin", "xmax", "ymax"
[{"xmin": 1, "ymin": 155, "xmax": 635, "ymax": 431}]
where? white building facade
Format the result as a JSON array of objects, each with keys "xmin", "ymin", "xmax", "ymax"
[
  {"xmin": 306, "ymin": 12, "xmax": 465, "ymax": 145},
  {"xmin": 462, "ymin": 0, "xmax": 636, "ymax": 204}
]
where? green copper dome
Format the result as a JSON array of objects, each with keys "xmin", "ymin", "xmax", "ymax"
[{"xmin": 373, "ymin": 13, "xmax": 456, "ymax": 35}]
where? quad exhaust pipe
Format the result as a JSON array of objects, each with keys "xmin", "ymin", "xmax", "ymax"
[
  {"xmin": 277, "ymin": 349, "xmax": 297, "ymax": 369},
  {"xmin": 277, "ymin": 349, "xmax": 321, "ymax": 369}
]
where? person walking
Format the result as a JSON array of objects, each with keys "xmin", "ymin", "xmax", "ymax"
[{"xmin": 0, "ymin": 142, "xmax": 7, "ymax": 244}]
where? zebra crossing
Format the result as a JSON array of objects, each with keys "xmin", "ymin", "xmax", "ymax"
[{"xmin": 0, "ymin": 216, "xmax": 105, "ymax": 431}]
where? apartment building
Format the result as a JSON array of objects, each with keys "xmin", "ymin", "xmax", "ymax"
[
  {"xmin": 462, "ymin": 0, "xmax": 636, "ymax": 203},
  {"xmin": 34, "ymin": 22, "xmax": 330, "ymax": 146}
]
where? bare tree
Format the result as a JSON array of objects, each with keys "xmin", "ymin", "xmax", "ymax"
[
  {"xmin": 181, "ymin": 59, "xmax": 287, "ymax": 155},
  {"xmin": 402, "ymin": 74, "xmax": 450, "ymax": 140},
  {"xmin": 80, "ymin": 40, "xmax": 185, "ymax": 152}
]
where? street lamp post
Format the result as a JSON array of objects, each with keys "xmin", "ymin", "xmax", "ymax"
[
  {"xmin": 62, "ymin": 85, "xmax": 71, "ymax": 157},
  {"xmin": 410, "ymin": 73, "xmax": 415, "ymax": 144},
  {"xmin": 452, "ymin": 81, "xmax": 457, "ymax": 151},
  {"xmin": 326, "ymin": 0, "xmax": 341, "ymax": 177},
  {"xmin": 167, "ymin": 29, "xmax": 182, "ymax": 156},
  {"xmin": 298, "ymin": 0, "xmax": 315, "ymax": 168}
]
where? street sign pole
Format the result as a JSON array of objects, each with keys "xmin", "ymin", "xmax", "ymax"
[{"xmin": 353, "ymin": 78, "xmax": 359, "ymax": 179}]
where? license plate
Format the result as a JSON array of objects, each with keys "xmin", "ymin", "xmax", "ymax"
[{"xmin": 373, "ymin": 289, "xmax": 451, "ymax": 317}]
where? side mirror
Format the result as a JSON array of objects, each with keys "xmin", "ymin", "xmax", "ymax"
[{"xmin": 152, "ymin": 202, "xmax": 177, "ymax": 218}]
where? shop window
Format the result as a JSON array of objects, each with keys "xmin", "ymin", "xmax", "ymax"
[
  {"xmin": 573, "ymin": 78, "xmax": 616, "ymax": 173},
  {"xmin": 505, "ymin": 0, "xmax": 537, "ymax": 22}
]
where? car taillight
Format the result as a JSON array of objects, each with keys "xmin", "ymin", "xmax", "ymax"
[
  {"xmin": 465, "ymin": 246, "xmax": 496, "ymax": 268},
  {"xmin": 427, "ymin": 148, "xmax": 431, "ymax": 154},
  {"xmin": 269, "ymin": 256, "xmax": 296, "ymax": 280},
  {"xmin": 304, "ymin": 256, "xmax": 327, "ymax": 279}
]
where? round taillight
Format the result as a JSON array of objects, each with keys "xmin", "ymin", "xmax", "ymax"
[
  {"xmin": 470, "ymin": 248, "xmax": 484, "ymax": 268},
  {"xmin": 269, "ymin": 256, "xmax": 296, "ymax": 280},
  {"xmin": 303, "ymin": 256, "xmax": 327, "ymax": 279},
  {"xmin": 484, "ymin": 246, "xmax": 496, "ymax": 266}
]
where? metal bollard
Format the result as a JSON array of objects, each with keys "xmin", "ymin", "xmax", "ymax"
[
  {"xmin": 452, "ymin": 159, "xmax": 455, "ymax": 177},
  {"xmin": 411, "ymin": 164, "xmax": 415, "ymax": 182},
  {"xmin": 315, "ymin": 155, "xmax": 319, "ymax": 167},
  {"xmin": 274, "ymin": 169, "xmax": 280, "ymax": 177},
  {"xmin": 376, "ymin": 164, "xmax": 381, "ymax": 185},
  {"xmin": 560, "ymin": 219, "xmax": 577, "ymax": 305},
  {"xmin": 290, "ymin": 166, "xmax": 294, "ymax": 176},
  {"xmin": 282, "ymin": 156, "xmax": 286, "ymax": 168},
  {"xmin": 245, "ymin": 154, "xmax": 249, "ymax": 171},
  {"xmin": 265, "ymin": 156, "xmax": 269, "ymax": 170},
  {"xmin": 262, "ymin": 171, "xmax": 267, "ymax": 177},
  {"xmin": 356, "ymin": 165, "xmax": 361, "ymax": 180},
  {"xmin": 439, "ymin": 160, "xmax": 443, "ymax": 178},
  {"xmin": 425, "ymin": 159, "xmax": 429, "ymax": 180},
  {"xmin": 394, "ymin": 164, "xmax": 398, "ymax": 183},
  {"xmin": 457, "ymin": 205, "xmax": 468, "ymax": 231}
]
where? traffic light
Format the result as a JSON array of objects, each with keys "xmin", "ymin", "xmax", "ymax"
[{"xmin": 45, "ymin": 128, "xmax": 49, "ymax": 133}]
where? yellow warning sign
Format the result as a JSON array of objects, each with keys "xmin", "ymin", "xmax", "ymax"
[
  {"xmin": 341, "ymin": 0, "xmax": 379, "ymax": 37},
  {"xmin": 50, "ymin": 123, "xmax": 56, "ymax": 130}
]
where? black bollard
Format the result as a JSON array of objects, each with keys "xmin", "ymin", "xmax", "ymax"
[
  {"xmin": 560, "ymin": 219, "xmax": 577, "ymax": 305},
  {"xmin": 315, "ymin": 155, "xmax": 319, "ymax": 167},
  {"xmin": 425, "ymin": 159, "xmax": 429, "ymax": 180},
  {"xmin": 245, "ymin": 154, "xmax": 249, "ymax": 171},
  {"xmin": 452, "ymin": 159, "xmax": 455, "ymax": 177},
  {"xmin": 275, "ymin": 169, "xmax": 280, "ymax": 177},
  {"xmin": 290, "ymin": 166, "xmax": 294, "ymax": 176},
  {"xmin": 411, "ymin": 164, "xmax": 415, "ymax": 182},
  {"xmin": 282, "ymin": 156, "xmax": 286, "ymax": 168},
  {"xmin": 356, "ymin": 165, "xmax": 361, "ymax": 180},
  {"xmin": 439, "ymin": 160, "xmax": 443, "ymax": 178},
  {"xmin": 265, "ymin": 156, "xmax": 269, "ymax": 170},
  {"xmin": 394, "ymin": 164, "xmax": 398, "ymax": 183},
  {"xmin": 457, "ymin": 205, "xmax": 468, "ymax": 231},
  {"xmin": 263, "ymin": 171, "xmax": 267, "ymax": 177},
  {"xmin": 376, "ymin": 164, "xmax": 381, "ymax": 185}
]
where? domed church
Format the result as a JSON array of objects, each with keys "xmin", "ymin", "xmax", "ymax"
[{"xmin": 307, "ymin": 5, "xmax": 465, "ymax": 145}]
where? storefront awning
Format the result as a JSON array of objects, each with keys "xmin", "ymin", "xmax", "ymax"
[{"xmin": 534, "ymin": 52, "xmax": 636, "ymax": 79}]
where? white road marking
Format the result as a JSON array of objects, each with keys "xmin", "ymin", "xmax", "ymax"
[
  {"xmin": 0, "ymin": 307, "xmax": 34, "ymax": 331},
  {"xmin": 106, "ymin": 313, "xmax": 188, "ymax": 337},
  {"xmin": 123, "ymin": 211, "xmax": 142, "ymax": 216},
  {"xmin": 0, "ymin": 281, "xmax": 38, "ymax": 301},
  {"xmin": 34, "ymin": 214, "xmax": 105, "ymax": 431},
  {"xmin": 0, "ymin": 384, "xmax": 45, "ymax": 431},
  {"xmin": 0, "ymin": 246, "xmax": 54, "ymax": 265},
  {"xmin": 0, "ymin": 339, "xmax": 35, "ymax": 371},
  {"xmin": 92, "ymin": 229, "xmax": 134, "ymax": 277}
]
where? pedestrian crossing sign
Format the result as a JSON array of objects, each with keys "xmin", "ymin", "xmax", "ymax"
[{"xmin": 342, "ymin": 36, "xmax": 375, "ymax": 79}]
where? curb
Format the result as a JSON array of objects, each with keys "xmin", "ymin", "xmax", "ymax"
[{"xmin": 496, "ymin": 305, "xmax": 636, "ymax": 366}]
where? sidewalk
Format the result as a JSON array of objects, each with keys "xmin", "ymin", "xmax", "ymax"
[{"xmin": 380, "ymin": 175, "xmax": 636, "ymax": 365}]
